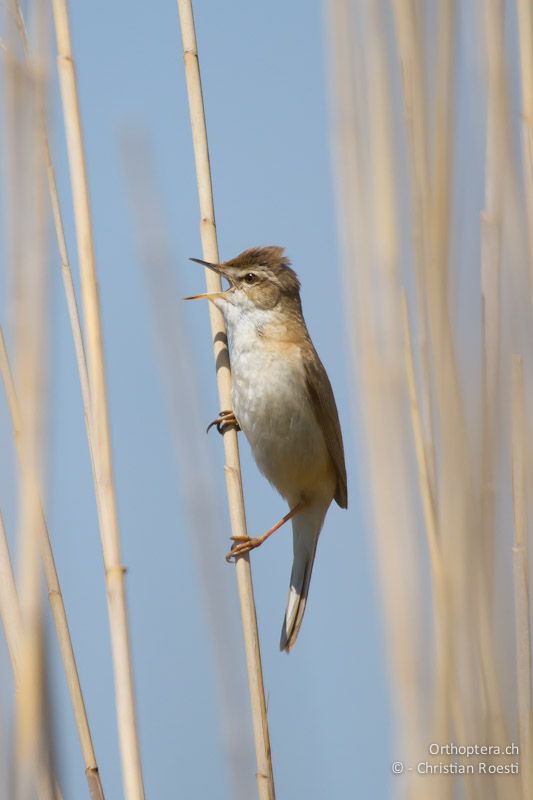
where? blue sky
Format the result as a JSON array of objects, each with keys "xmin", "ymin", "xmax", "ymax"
[{"xmin": 1, "ymin": 1, "xmax": 391, "ymax": 797}]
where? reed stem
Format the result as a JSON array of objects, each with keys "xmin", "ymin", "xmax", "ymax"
[
  {"xmin": 0, "ymin": 329, "xmax": 103, "ymax": 799},
  {"xmin": 50, "ymin": 1, "xmax": 144, "ymax": 796},
  {"xmin": 0, "ymin": 509, "xmax": 23, "ymax": 687},
  {"xmin": 176, "ymin": 2, "xmax": 275, "ymax": 798},
  {"xmin": 511, "ymin": 355, "xmax": 533, "ymax": 798}
]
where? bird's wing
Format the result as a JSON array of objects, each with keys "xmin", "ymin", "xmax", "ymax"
[{"xmin": 304, "ymin": 349, "xmax": 348, "ymax": 509}]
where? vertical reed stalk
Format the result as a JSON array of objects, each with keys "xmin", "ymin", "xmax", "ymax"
[
  {"xmin": 481, "ymin": 0, "xmax": 506, "ymax": 560},
  {"xmin": 390, "ymin": 8, "xmax": 471, "ymax": 757},
  {"xmin": 50, "ymin": 1, "xmax": 144, "ymax": 797},
  {"xmin": 0, "ymin": 510, "xmax": 23, "ymax": 686},
  {"xmin": 391, "ymin": 0, "xmax": 437, "ymax": 491},
  {"xmin": 10, "ymin": 43, "xmax": 53, "ymax": 800},
  {"xmin": 122, "ymin": 135, "xmax": 255, "ymax": 800},
  {"xmin": 511, "ymin": 355, "xmax": 533, "ymax": 797},
  {"xmin": 0, "ymin": 328, "xmax": 103, "ymax": 800},
  {"xmin": 0, "ymin": 510, "xmax": 61, "ymax": 800},
  {"xmin": 2, "ymin": 8, "xmax": 55, "ymax": 794},
  {"xmin": 176, "ymin": 3, "xmax": 275, "ymax": 798},
  {"xmin": 400, "ymin": 292, "xmax": 446, "ymax": 613},
  {"xmin": 326, "ymin": 5, "xmax": 426, "ymax": 797},
  {"xmin": 516, "ymin": 0, "xmax": 533, "ymax": 291},
  {"xmin": 13, "ymin": 1, "xmax": 91, "ymax": 424},
  {"xmin": 327, "ymin": 2, "xmax": 523, "ymax": 798},
  {"xmin": 394, "ymin": 4, "xmax": 509, "ymax": 775},
  {"xmin": 476, "ymin": 9, "xmax": 513, "ymax": 773},
  {"xmin": 10, "ymin": 9, "xmax": 103, "ymax": 794}
]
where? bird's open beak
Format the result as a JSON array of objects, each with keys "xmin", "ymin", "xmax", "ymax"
[
  {"xmin": 183, "ymin": 290, "xmax": 226, "ymax": 301},
  {"xmin": 184, "ymin": 257, "xmax": 231, "ymax": 301}
]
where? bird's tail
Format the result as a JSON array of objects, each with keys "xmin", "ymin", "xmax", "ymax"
[{"xmin": 279, "ymin": 504, "xmax": 326, "ymax": 652}]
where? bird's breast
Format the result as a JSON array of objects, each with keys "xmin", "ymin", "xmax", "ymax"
[{"xmin": 228, "ymin": 323, "xmax": 333, "ymax": 503}]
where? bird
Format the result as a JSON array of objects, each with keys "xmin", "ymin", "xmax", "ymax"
[{"xmin": 185, "ymin": 246, "xmax": 347, "ymax": 651}]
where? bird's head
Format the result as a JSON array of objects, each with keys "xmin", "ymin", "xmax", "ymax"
[{"xmin": 185, "ymin": 246, "xmax": 301, "ymax": 312}]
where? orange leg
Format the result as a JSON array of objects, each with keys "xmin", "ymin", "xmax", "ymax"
[{"xmin": 225, "ymin": 502, "xmax": 304, "ymax": 562}]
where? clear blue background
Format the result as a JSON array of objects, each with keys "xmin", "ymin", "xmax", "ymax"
[{"xmin": 1, "ymin": 1, "xmax": 391, "ymax": 797}]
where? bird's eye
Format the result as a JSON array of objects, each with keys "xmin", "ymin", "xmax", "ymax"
[{"xmin": 244, "ymin": 273, "xmax": 256, "ymax": 284}]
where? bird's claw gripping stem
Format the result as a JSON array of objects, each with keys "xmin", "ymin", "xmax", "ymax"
[
  {"xmin": 206, "ymin": 409, "xmax": 240, "ymax": 435},
  {"xmin": 225, "ymin": 535, "xmax": 263, "ymax": 562},
  {"xmin": 225, "ymin": 502, "xmax": 304, "ymax": 562}
]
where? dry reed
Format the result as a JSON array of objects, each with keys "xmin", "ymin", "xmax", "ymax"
[
  {"xmin": 327, "ymin": 1, "xmax": 532, "ymax": 798},
  {"xmin": 516, "ymin": 0, "xmax": 533, "ymax": 290},
  {"xmin": 0, "ymin": 508, "xmax": 23, "ymax": 687},
  {"xmin": 176, "ymin": 2, "xmax": 275, "ymax": 798},
  {"xmin": 122, "ymin": 133, "xmax": 255, "ymax": 800},
  {"xmin": 50, "ymin": 0, "xmax": 144, "ymax": 796},
  {"xmin": 0, "ymin": 327, "xmax": 103, "ymax": 800},
  {"xmin": 10, "ymin": 6, "xmax": 104, "ymax": 794},
  {"xmin": 511, "ymin": 355, "xmax": 533, "ymax": 797},
  {"xmin": 4, "ymin": 6, "xmax": 54, "ymax": 794},
  {"xmin": 327, "ymin": 2, "xmax": 426, "ymax": 795}
]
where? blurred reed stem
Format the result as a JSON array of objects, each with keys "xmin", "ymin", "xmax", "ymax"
[
  {"xmin": 0, "ymin": 509, "xmax": 63, "ymax": 800},
  {"xmin": 122, "ymin": 133, "xmax": 256, "ymax": 800},
  {"xmin": 391, "ymin": 0, "xmax": 437, "ymax": 495},
  {"xmin": 327, "ymin": 4, "xmax": 426, "ymax": 797},
  {"xmin": 516, "ymin": 0, "xmax": 533, "ymax": 288},
  {"xmin": 0, "ymin": 327, "xmax": 103, "ymax": 800},
  {"xmin": 393, "ymin": 5, "xmax": 457, "ymax": 771},
  {"xmin": 50, "ymin": 0, "xmax": 144, "ymax": 796},
  {"xmin": 511, "ymin": 355, "xmax": 533, "ymax": 797},
  {"xmin": 13, "ymin": 2, "xmax": 91, "ymax": 426},
  {"xmin": 10, "ymin": 7, "xmax": 103, "ymax": 794},
  {"xmin": 328, "ymin": 1, "xmax": 530, "ymax": 798},
  {"xmin": 5, "ymin": 8, "xmax": 54, "ymax": 793},
  {"xmin": 176, "ymin": 2, "xmax": 275, "ymax": 798},
  {"xmin": 401, "ymin": 292, "xmax": 451, "ymax": 747},
  {"xmin": 0, "ymin": 509, "xmax": 23, "ymax": 687}
]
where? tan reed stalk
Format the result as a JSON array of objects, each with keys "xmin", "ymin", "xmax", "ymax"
[
  {"xmin": 50, "ymin": 2, "xmax": 144, "ymax": 797},
  {"xmin": 392, "ymin": 3, "xmax": 457, "ymax": 762},
  {"xmin": 389, "ymin": 5, "xmax": 481, "ymax": 756},
  {"xmin": 326, "ymin": 4, "xmax": 426, "ymax": 797},
  {"xmin": 430, "ymin": 0, "xmax": 455, "ymax": 294},
  {"xmin": 328, "ymin": 2, "xmax": 527, "ymax": 798},
  {"xmin": 394, "ymin": 3, "xmax": 511, "ymax": 772},
  {"xmin": 475, "ymin": 8, "xmax": 516, "ymax": 778},
  {"xmin": 481, "ymin": 0, "xmax": 506, "ymax": 565},
  {"xmin": 516, "ymin": 0, "xmax": 533, "ymax": 290},
  {"xmin": 426, "ymin": 3, "xmax": 456, "ymax": 762},
  {"xmin": 0, "ymin": 328, "xmax": 104, "ymax": 800},
  {"xmin": 402, "ymin": 291, "xmax": 455, "ymax": 800},
  {"xmin": 13, "ymin": 2, "xmax": 91, "ymax": 426},
  {"xmin": 122, "ymin": 134, "xmax": 255, "ymax": 800},
  {"xmin": 391, "ymin": 0, "xmax": 437, "ymax": 494},
  {"xmin": 8, "ymin": 9, "xmax": 104, "ymax": 794},
  {"xmin": 511, "ymin": 355, "xmax": 533, "ymax": 798},
  {"xmin": 401, "ymin": 292, "xmax": 444, "ymax": 602},
  {"xmin": 176, "ymin": 3, "xmax": 275, "ymax": 798},
  {"xmin": 0, "ymin": 509, "xmax": 23, "ymax": 686},
  {"xmin": 0, "ymin": 15, "xmax": 93, "ymax": 800},
  {"xmin": 7, "ymin": 20, "xmax": 54, "ymax": 796},
  {"xmin": 390, "ymin": 0, "xmax": 439, "ymax": 507},
  {"xmin": 0, "ymin": 509, "xmax": 65, "ymax": 800}
]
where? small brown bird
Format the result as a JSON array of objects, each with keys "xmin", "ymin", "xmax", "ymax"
[{"xmin": 186, "ymin": 247, "xmax": 347, "ymax": 651}]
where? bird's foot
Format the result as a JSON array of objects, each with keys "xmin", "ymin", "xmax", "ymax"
[
  {"xmin": 225, "ymin": 535, "xmax": 265, "ymax": 562},
  {"xmin": 206, "ymin": 409, "xmax": 240, "ymax": 435},
  {"xmin": 225, "ymin": 502, "xmax": 305, "ymax": 563}
]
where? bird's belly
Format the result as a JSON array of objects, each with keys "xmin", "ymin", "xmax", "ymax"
[{"xmin": 231, "ymin": 346, "xmax": 331, "ymax": 502}]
